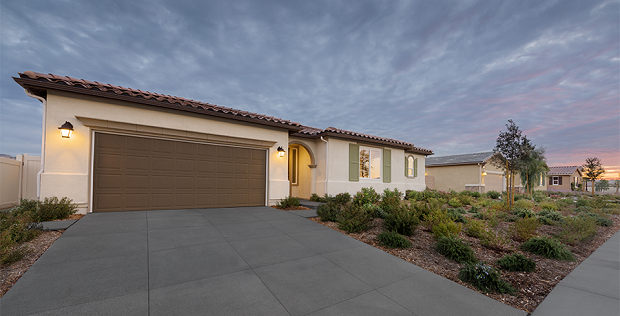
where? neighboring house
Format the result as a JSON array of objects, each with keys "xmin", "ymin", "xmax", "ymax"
[
  {"xmin": 425, "ymin": 152, "xmax": 525, "ymax": 193},
  {"xmin": 14, "ymin": 71, "xmax": 432, "ymax": 213},
  {"xmin": 547, "ymin": 166, "xmax": 582, "ymax": 192}
]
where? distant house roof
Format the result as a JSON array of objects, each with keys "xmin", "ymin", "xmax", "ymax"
[
  {"xmin": 426, "ymin": 151, "xmax": 496, "ymax": 167},
  {"xmin": 15, "ymin": 71, "xmax": 433, "ymax": 155},
  {"xmin": 548, "ymin": 166, "xmax": 582, "ymax": 176}
]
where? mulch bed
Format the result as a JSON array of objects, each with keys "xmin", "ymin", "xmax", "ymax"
[
  {"xmin": 0, "ymin": 230, "xmax": 64, "ymax": 297},
  {"xmin": 310, "ymin": 215, "xmax": 620, "ymax": 313}
]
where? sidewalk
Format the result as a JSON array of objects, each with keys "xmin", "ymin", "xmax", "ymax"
[{"xmin": 532, "ymin": 231, "xmax": 620, "ymax": 316}]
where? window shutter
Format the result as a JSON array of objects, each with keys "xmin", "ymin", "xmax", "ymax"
[
  {"xmin": 349, "ymin": 143, "xmax": 359, "ymax": 182},
  {"xmin": 405, "ymin": 156, "xmax": 409, "ymax": 177},
  {"xmin": 549, "ymin": 177, "xmax": 552, "ymax": 185},
  {"xmin": 383, "ymin": 149, "xmax": 391, "ymax": 183},
  {"xmin": 414, "ymin": 158, "xmax": 418, "ymax": 177},
  {"xmin": 559, "ymin": 176, "xmax": 562, "ymax": 185}
]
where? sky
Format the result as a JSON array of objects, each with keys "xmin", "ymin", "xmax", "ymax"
[{"xmin": 1, "ymin": 0, "xmax": 619, "ymax": 179}]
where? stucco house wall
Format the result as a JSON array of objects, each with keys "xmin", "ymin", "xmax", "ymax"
[{"xmin": 42, "ymin": 91, "xmax": 290, "ymax": 213}]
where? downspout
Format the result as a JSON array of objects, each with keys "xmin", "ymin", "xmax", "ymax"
[
  {"xmin": 320, "ymin": 136, "xmax": 328, "ymax": 195},
  {"xmin": 24, "ymin": 89, "xmax": 46, "ymax": 199}
]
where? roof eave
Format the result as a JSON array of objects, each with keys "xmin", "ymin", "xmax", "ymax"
[{"xmin": 14, "ymin": 77, "xmax": 303, "ymax": 132}]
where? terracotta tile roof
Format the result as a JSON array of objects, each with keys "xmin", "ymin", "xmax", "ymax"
[
  {"xmin": 293, "ymin": 126, "xmax": 433, "ymax": 155},
  {"xmin": 15, "ymin": 71, "xmax": 302, "ymax": 130},
  {"xmin": 548, "ymin": 166, "xmax": 582, "ymax": 176},
  {"xmin": 426, "ymin": 152, "xmax": 496, "ymax": 166}
]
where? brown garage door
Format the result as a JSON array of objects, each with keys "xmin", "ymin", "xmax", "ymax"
[{"xmin": 93, "ymin": 133, "xmax": 266, "ymax": 212}]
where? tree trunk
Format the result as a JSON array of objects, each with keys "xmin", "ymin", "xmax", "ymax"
[
  {"xmin": 592, "ymin": 179, "xmax": 595, "ymax": 196},
  {"xmin": 511, "ymin": 171, "xmax": 515, "ymax": 207}
]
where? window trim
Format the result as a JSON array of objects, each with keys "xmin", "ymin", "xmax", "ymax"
[
  {"xmin": 290, "ymin": 147, "xmax": 299, "ymax": 186},
  {"xmin": 552, "ymin": 176, "xmax": 559, "ymax": 185},
  {"xmin": 359, "ymin": 146, "xmax": 382, "ymax": 180},
  {"xmin": 406, "ymin": 155, "xmax": 418, "ymax": 178}
]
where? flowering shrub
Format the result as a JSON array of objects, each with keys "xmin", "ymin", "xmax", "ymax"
[{"xmin": 459, "ymin": 263, "xmax": 516, "ymax": 295}]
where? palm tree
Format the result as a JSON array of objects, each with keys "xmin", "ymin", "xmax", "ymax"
[{"xmin": 519, "ymin": 147, "xmax": 548, "ymax": 197}]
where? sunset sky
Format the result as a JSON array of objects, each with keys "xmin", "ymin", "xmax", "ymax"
[{"xmin": 1, "ymin": 0, "xmax": 618, "ymax": 179}]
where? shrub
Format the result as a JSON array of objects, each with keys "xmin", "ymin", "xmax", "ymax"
[
  {"xmin": 447, "ymin": 208, "xmax": 467, "ymax": 223},
  {"xmin": 317, "ymin": 202, "xmax": 342, "ymax": 222},
  {"xmin": 510, "ymin": 216, "xmax": 541, "ymax": 242},
  {"xmin": 435, "ymin": 236, "xmax": 477, "ymax": 263},
  {"xmin": 353, "ymin": 187, "xmax": 381, "ymax": 206},
  {"xmin": 423, "ymin": 209, "xmax": 450, "ymax": 230},
  {"xmin": 459, "ymin": 263, "xmax": 516, "ymax": 295},
  {"xmin": 1, "ymin": 246, "xmax": 30, "ymax": 266},
  {"xmin": 406, "ymin": 190, "xmax": 423, "ymax": 201},
  {"xmin": 431, "ymin": 221, "xmax": 462, "ymax": 239},
  {"xmin": 448, "ymin": 197, "xmax": 463, "ymax": 208},
  {"xmin": 465, "ymin": 219, "xmax": 487, "ymax": 238},
  {"xmin": 380, "ymin": 188, "xmax": 403, "ymax": 214},
  {"xmin": 12, "ymin": 197, "xmax": 77, "ymax": 222},
  {"xmin": 383, "ymin": 205, "xmax": 420, "ymax": 236},
  {"xmin": 581, "ymin": 212, "xmax": 613, "ymax": 227},
  {"xmin": 512, "ymin": 208, "xmax": 536, "ymax": 219},
  {"xmin": 555, "ymin": 216, "xmax": 597, "ymax": 245},
  {"xmin": 469, "ymin": 205, "xmax": 480, "ymax": 213},
  {"xmin": 539, "ymin": 201, "xmax": 559, "ymax": 212},
  {"xmin": 475, "ymin": 198, "xmax": 492, "ymax": 207},
  {"xmin": 276, "ymin": 196, "xmax": 300, "ymax": 209},
  {"xmin": 480, "ymin": 229, "xmax": 511, "ymax": 250},
  {"xmin": 457, "ymin": 194, "xmax": 473, "ymax": 206},
  {"xmin": 487, "ymin": 190, "xmax": 501, "ymax": 199},
  {"xmin": 537, "ymin": 209, "xmax": 564, "ymax": 225},
  {"xmin": 473, "ymin": 209, "xmax": 500, "ymax": 228},
  {"xmin": 310, "ymin": 193, "xmax": 321, "ymax": 202},
  {"xmin": 377, "ymin": 231, "xmax": 412, "ymax": 249},
  {"xmin": 513, "ymin": 199, "xmax": 535, "ymax": 211},
  {"xmin": 576, "ymin": 198, "xmax": 590, "ymax": 207},
  {"xmin": 337, "ymin": 204, "xmax": 373, "ymax": 233},
  {"xmin": 575, "ymin": 205, "xmax": 593, "ymax": 213},
  {"xmin": 363, "ymin": 203, "xmax": 385, "ymax": 219},
  {"xmin": 521, "ymin": 236, "xmax": 575, "ymax": 261},
  {"xmin": 497, "ymin": 253, "xmax": 536, "ymax": 272},
  {"xmin": 333, "ymin": 192, "xmax": 352, "ymax": 205}
]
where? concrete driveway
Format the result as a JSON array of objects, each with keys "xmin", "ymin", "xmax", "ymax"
[{"xmin": 1, "ymin": 207, "xmax": 525, "ymax": 316}]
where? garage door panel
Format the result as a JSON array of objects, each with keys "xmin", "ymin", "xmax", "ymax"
[
  {"xmin": 126, "ymin": 175, "xmax": 149, "ymax": 189},
  {"xmin": 94, "ymin": 133, "xmax": 265, "ymax": 212}
]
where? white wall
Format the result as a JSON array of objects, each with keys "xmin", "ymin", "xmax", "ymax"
[{"xmin": 0, "ymin": 155, "xmax": 40, "ymax": 209}]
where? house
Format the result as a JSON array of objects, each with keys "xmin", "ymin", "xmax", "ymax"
[
  {"xmin": 547, "ymin": 166, "xmax": 582, "ymax": 192},
  {"xmin": 425, "ymin": 151, "xmax": 527, "ymax": 193},
  {"xmin": 14, "ymin": 71, "xmax": 432, "ymax": 213}
]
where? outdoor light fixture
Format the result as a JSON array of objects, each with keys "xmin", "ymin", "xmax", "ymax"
[
  {"xmin": 277, "ymin": 146, "xmax": 285, "ymax": 157},
  {"xmin": 59, "ymin": 121, "xmax": 74, "ymax": 138},
  {"xmin": 482, "ymin": 172, "xmax": 487, "ymax": 176}
]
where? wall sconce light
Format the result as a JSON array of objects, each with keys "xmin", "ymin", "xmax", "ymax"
[
  {"xmin": 482, "ymin": 172, "xmax": 487, "ymax": 176},
  {"xmin": 277, "ymin": 146, "xmax": 285, "ymax": 157},
  {"xmin": 59, "ymin": 121, "xmax": 74, "ymax": 138}
]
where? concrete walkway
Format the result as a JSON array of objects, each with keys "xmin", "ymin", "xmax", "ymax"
[
  {"xmin": 531, "ymin": 231, "xmax": 620, "ymax": 316},
  {"xmin": 1, "ymin": 207, "xmax": 525, "ymax": 316}
]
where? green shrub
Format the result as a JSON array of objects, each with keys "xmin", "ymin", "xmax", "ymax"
[
  {"xmin": 364, "ymin": 203, "xmax": 385, "ymax": 219},
  {"xmin": 353, "ymin": 187, "xmax": 381, "ymax": 206},
  {"xmin": 473, "ymin": 209, "xmax": 500, "ymax": 228},
  {"xmin": 556, "ymin": 216, "xmax": 597, "ymax": 245},
  {"xmin": 576, "ymin": 198, "xmax": 590, "ymax": 207},
  {"xmin": 276, "ymin": 196, "xmax": 301, "ymax": 209},
  {"xmin": 469, "ymin": 205, "xmax": 480, "ymax": 213},
  {"xmin": 497, "ymin": 253, "xmax": 536, "ymax": 272},
  {"xmin": 521, "ymin": 236, "xmax": 575, "ymax": 261},
  {"xmin": 459, "ymin": 263, "xmax": 516, "ymax": 295},
  {"xmin": 487, "ymin": 191, "xmax": 501, "ymax": 199},
  {"xmin": 480, "ymin": 229, "xmax": 511, "ymax": 250},
  {"xmin": 539, "ymin": 201, "xmax": 559, "ymax": 211},
  {"xmin": 510, "ymin": 216, "xmax": 541, "ymax": 242},
  {"xmin": 310, "ymin": 193, "xmax": 322, "ymax": 202},
  {"xmin": 465, "ymin": 219, "xmax": 486, "ymax": 238},
  {"xmin": 423, "ymin": 209, "xmax": 450, "ymax": 230},
  {"xmin": 383, "ymin": 205, "xmax": 420, "ymax": 236},
  {"xmin": 317, "ymin": 202, "xmax": 342, "ymax": 222},
  {"xmin": 513, "ymin": 199, "xmax": 535, "ymax": 211},
  {"xmin": 380, "ymin": 188, "xmax": 403, "ymax": 214},
  {"xmin": 475, "ymin": 198, "xmax": 492, "ymax": 207},
  {"xmin": 512, "ymin": 208, "xmax": 536, "ymax": 219},
  {"xmin": 447, "ymin": 208, "xmax": 467, "ymax": 223},
  {"xmin": 537, "ymin": 209, "xmax": 564, "ymax": 225},
  {"xmin": 377, "ymin": 231, "xmax": 412, "ymax": 249},
  {"xmin": 336, "ymin": 204, "xmax": 373, "ymax": 233},
  {"xmin": 333, "ymin": 192, "xmax": 352, "ymax": 205},
  {"xmin": 1, "ymin": 246, "xmax": 30, "ymax": 266},
  {"xmin": 13, "ymin": 197, "xmax": 77, "ymax": 222},
  {"xmin": 448, "ymin": 197, "xmax": 463, "ymax": 208},
  {"xmin": 431, "ymin": 221, "xmax": 462, "ymax": 239},
  {"xmin": 575, "ymin": 205, "xmax": 593, "ymax": 213},
  {"xmin": 460, "ymin": 190, "xmax": 482, "ymax": 198},
  {"xmin": 435, "ymin": 236, "xmax": 477, "ymax": 263},
  {"xmin": 581, "ymin": 212, "xmax": 613, "ymax": 227},
  {"xmin": 457, "ymin": 194, "xmax": 473, "ymax": 206}
]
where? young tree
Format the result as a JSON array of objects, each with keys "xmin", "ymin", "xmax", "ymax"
[
  {"xmin": 582, "ymin": 157, "xmax": 605, "ymax": 196},
  {"xmin": 519, "ymin": 147, "xmax": 548, "ymax": 196},
  {"xmin": 491, "ymin": 120, "xmax": 530, "ymax": 206}
]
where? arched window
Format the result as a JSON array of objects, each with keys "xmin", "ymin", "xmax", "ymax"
[{"xmin": 406, "ymin": 155, "xmax": 418, "ymax": 177}]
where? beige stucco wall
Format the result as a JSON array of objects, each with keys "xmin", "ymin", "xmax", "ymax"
[
  {"xmin": 425, "ymin": 162, "xmax": 512, "ymax": 193},
  {"xmin": 322, "ymin": 138, "xmax": 426, "ymax": 196},
  {"xmin": 288, "ymin": 144, "xmax": 313, "ymax": 200},
  {"xmin": 41, "ymin": 91, "xmax": 290, "ymax": 213}
]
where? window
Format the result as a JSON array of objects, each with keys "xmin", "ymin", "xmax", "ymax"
[
  {"xmin": 359, "ymin": 147, "xmax": 381, "ymax": 179},
  {"xmin": 406, "ymin": 155, "xmax": 418, "ymax": 177},
  {"xmin": 552, "ymin": 176, "xmax": 559, "ymax": 185},
  {"xmin": 290, "ymin": 147, "xmax": 298, "ymax": 185}
]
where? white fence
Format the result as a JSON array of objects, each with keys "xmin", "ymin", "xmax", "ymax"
[{"xmin": 0, "ymin": 155, "xmax": 40, "ymax": 209}]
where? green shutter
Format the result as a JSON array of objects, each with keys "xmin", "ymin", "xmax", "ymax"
[
  {"xmin": 383, "ymin": 149, "xmax": 391, "ymax": 183},
  {"xmin": 349, "ymin": 143, "xmax": 359, "ymax": 182},
  {"xmin": 414, "ymin": 158, "xmax": 418, "ymax": 177},
  {"xmin": 405, "ymin": 156, "xmax": 409, "ymax": 177}
]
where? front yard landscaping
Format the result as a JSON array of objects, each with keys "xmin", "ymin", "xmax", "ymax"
[{"xmin": 310, "ymin": 188, "xmax": 620, "ymax": 313}]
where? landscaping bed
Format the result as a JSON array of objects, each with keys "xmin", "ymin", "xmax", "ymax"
[{"xmin": 310, "ymin": 188, "xmax": 620, "ymax": 313}]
